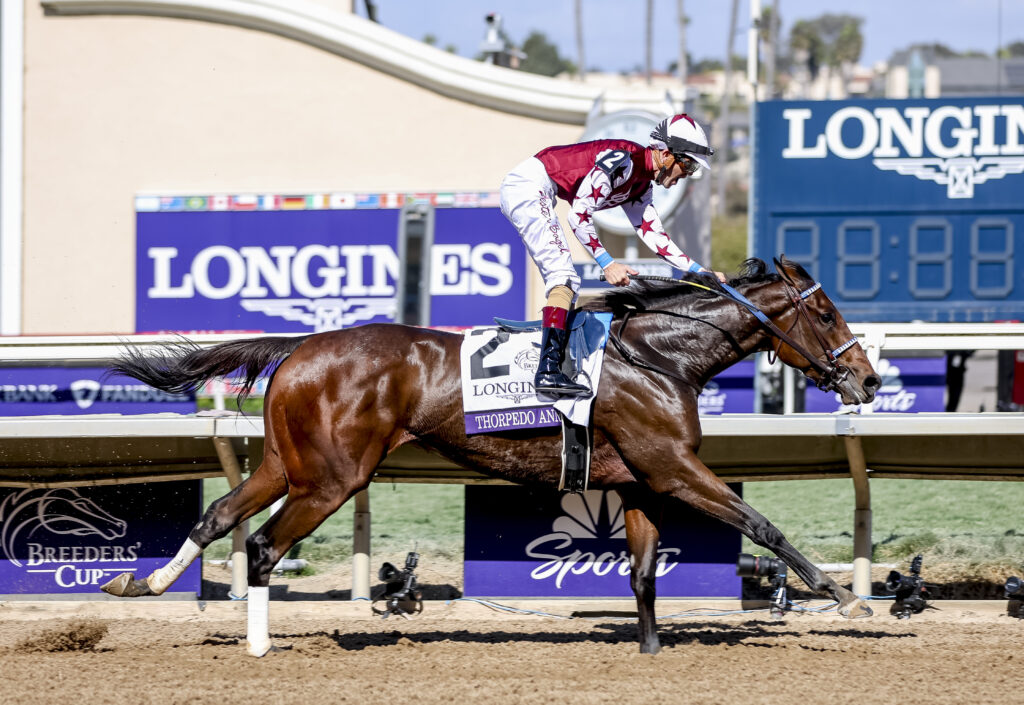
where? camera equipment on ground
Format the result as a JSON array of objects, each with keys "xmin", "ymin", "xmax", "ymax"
[
  {"xmin": 885, "ymin": 554, "xmax": 931, "ymax": 619},
  {"xmin": 737, "ymin": 553, "xmax": 789, "ymax": 618},
  {"xmin": 372, "ymin": 551, "xmax": 423, "ymax": 619}
]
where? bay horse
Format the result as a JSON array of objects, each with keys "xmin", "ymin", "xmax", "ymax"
[{"xmin": 101, "ymin": 257, "xmax": 881, "ymax": 656}]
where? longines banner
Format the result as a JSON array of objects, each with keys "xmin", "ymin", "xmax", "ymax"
[
  {"xmin": 0, "ymin": 482, "xmax": 201, "ymax": 596},
  {"xmin": 135, "ymin": 193, "xmax": 526, "ymax": 332},
  {"xmin": 464, "ymin": 486, "xmax": 741, "ymax": 598},
  {"xmin": 755, "ymin": 98, "xmax": 1024, "ymax": 322}
]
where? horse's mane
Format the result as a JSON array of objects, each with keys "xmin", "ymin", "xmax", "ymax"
[{"xmin": 582, "ymin": 258, "xmax": 779, "ymax": 314}]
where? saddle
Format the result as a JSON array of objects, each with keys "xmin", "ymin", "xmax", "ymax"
[{"xmin": 494, "ymin": 311, "xmax": 607, "ymax": 494}]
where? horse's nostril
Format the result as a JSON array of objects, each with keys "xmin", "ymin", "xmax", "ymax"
[{"xmin": 863, "ymin": 375, "xmax": 881, "ymax": 393}]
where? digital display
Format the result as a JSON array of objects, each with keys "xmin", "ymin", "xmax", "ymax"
[{"xmin": 754, "ymin": 98, "xmax": 1024, "ymax": 321}]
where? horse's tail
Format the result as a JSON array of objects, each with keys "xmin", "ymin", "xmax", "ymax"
[{"xmin": 109, "ymin": 335, "xmax": 310, "ymax": 399}]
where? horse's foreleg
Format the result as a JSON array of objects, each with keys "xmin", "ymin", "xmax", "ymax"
[
  {"xmin": 101, "ymin": 460, "xmax": 287, "ymax": 598},
  {"xmin": 650, "ymin": 456, "xmax": 871, "ymax": 619},
  {"xmin": 619, "ymin": 486, "xmax": 664, "ymax": 654}
]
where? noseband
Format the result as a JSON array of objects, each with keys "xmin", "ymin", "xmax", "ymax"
[{"xmin": 606, "ymin": 272, "xmax": 859, "ymax": 394}]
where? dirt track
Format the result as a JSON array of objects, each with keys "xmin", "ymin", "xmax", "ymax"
[{"xmin": 0, "ymin": 598, "xmax": 1019, "ymax": 705}]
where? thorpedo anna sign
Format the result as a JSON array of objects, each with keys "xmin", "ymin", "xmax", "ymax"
[{"xmin": 755, "ymin": 98, "xmax": 1024, "ymax": 322}]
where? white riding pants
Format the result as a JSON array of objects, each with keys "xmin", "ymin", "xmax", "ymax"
[{"xmin": 500, "ymin": 157, "xmax": 581, "ymax": 298}]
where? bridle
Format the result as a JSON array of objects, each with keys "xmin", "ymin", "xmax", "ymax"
[{"xmin": 606, "ymin": 267, "xmax": 859, "ymax": 394}]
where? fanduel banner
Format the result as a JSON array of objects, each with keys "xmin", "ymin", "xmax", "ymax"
[
  {"xmin": 0, "ymin": 483, "xmax": 201, "ymax": 596},
  {"xmin": 136, "ymin": 195, "xmax": 525, "ymax": 332},
  {"xmin": 0, "ymin": 368, "xmax": 195, "ymax": 416},
  {"xmin": 805, "ymin": 357, "xmax": 945, "ymax": 413},
  {"xmin": 756, "ymin": 98, "xmax": 1024, "ymax": 322},
  {"xmin": 464, "ymin": 486, "xmax": 741, "ymax": 597}
]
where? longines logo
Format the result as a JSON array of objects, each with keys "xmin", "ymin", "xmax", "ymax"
[
  {"xmin": 147, "ymin": 242, "xmax": 514, "ymax": 332},
  {"xmin": 783, "ymin": 104, "xmax": 1024, "ymax": 199},
  {"xmin": 524, "ymin": 491, "xmax": 681, "ymax": 588}
]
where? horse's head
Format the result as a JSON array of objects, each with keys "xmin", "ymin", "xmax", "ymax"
[
  {"xmin": 32, "ymin": 489, "xmax": 128, "ymax": 541},
  {"xmin": 757, "ymin": 257, "xmax": 880, "ymax": 406}
]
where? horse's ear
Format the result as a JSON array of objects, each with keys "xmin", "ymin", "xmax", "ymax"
[{"xmin": 776, "ymin": 255, "xmax": 812, "ymax": 284}]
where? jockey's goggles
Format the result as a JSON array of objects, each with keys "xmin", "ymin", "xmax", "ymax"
[{"xmin": 676, "ymin": 155, "xmax": 700, "ymax": 175}]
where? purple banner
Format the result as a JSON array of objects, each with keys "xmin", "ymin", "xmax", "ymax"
[
  {"xmin": 0, "ymin": 482, "xmax": 201, "ymax": 595},
  {"xmin": 430, "ymin": 208, "xmax": 527, "ymax": 327},
  {"xmin": 464, "ymin": 486, "xmax": 741, "ymax": 598},
  {"xmin": 698, "ymin": 360, "xmax": 756, "ymax": 415},
  {"xmin": 464, "ymin": 405, "xmax": 561, "ymax": 434},
  {"xmin": 0, "ymin": 368, "xmax": 195, "ymax": 416},
  {"xmin": 136, "ymin": 200, "xmax": 526, "ymax": 333},
  {"xmin": 805, "ymin": 357, "xmax": 945, "ymax": 413}
]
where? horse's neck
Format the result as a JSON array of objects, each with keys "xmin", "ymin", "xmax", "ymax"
[{"xmin": 658, "ymin": 281, "xmax": 783, "ymax": 387}]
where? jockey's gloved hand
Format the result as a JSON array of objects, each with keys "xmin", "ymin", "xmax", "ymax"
[{"xmin": 698, "ymin": 268, "xmax": 728, "ymax": 283}]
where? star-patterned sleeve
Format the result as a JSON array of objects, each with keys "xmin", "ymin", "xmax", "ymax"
[
  {"xmin": 566, "ymin": 166, "xmax": 616, "ymax": 268},
  {"xmin": 620, "ymin": 187, "xmax": 703, "ymax": 273}
]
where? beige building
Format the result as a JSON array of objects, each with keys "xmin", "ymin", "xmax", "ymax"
[{"xmin": 1, "ymin": 0, "xmax": 696, "ymax": 335}]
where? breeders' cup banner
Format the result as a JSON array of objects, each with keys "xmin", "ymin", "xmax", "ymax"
[
  {"xmin": 135, "ymin": 192, "xmax": 524, "ymax": 332},
  {"xmin": 0, "ymin": 368, "xmax": 194, "ymax": 416},
  {"xmin": 755, "ymin": 98, "xmax": 1024, "ymax": 322},
  {"xmin": 698, "ymin": 359, "xmax": 755, "ymax": 415},
  {"xmin": 0, "ymin": 482, "xmax": 201, "ymax": 595},
  {"xmin": 805, "ymin": 357, "xmax": 945, "ymax": 413},
  {"xmin": 464, "ymin": 486, "xmax": 741, "ymax": 597}
]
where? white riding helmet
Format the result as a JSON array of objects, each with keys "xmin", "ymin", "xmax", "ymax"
[{"xmin": 649, "ymin": 114, "xmax": 714, "ymax": 171}]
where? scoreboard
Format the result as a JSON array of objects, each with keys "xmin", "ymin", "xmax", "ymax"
[{"xmin": 753, "ymin": 98, "xmax": 1024, "ymax": 322}]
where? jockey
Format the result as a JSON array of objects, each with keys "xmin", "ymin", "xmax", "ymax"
[{"xmin": 499, "ymin": 113, "xmax": 726, "ymax": 398}]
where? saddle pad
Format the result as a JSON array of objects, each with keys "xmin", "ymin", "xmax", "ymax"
[{"xmin": 460, "ymin": 312, "xmax": 613, "ymax": 434}]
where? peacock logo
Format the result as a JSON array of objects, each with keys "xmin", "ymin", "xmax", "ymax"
[{"xmin": 524, "ymin": 490, "xmax": 680, "ymax": 588}]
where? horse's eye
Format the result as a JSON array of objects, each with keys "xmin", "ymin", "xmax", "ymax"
[{"xmin": 820, "ymin": 312, "xmax": 836, "ymax": 326}]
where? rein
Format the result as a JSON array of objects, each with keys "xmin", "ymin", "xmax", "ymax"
[{"xmin": 602, "ymin": 271, "xmax": 857, "ymax": 393}]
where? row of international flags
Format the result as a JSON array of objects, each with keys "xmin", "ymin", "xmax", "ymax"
[{"xmin": 135, "ymin": 191, "xmax": 503, "ymax": 212}]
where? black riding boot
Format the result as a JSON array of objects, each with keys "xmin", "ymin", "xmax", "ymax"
[{"xmin": 535, "ymin": 308, "xmax": 591, "ymax": 398}]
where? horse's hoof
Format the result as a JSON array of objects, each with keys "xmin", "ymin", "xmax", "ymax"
[
  {"xmin": 101, "ymin": 572, "xmax": 154, "ymax": 598},
  {"xmin": 838, "ymin": 597, "xmax": 873, "ymax": 619},
  {"xmin": 246, "ymin": 639, "xmax": 274, "ymax": 657}
]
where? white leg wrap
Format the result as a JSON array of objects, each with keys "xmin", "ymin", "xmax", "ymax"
[
  {"xmin": 146, "ymin": 538, "xmax": 201, "ymax": 595},
  {"xmin": 246, "ymin": 586, "xmax": 272, "ymax": 657}
]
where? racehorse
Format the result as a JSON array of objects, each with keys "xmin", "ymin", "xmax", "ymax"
[{"xmin": 101, "ymin": 257, "xmax": 881, "ymax": 656}]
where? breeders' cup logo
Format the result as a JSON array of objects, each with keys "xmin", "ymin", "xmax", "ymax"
[
  {"xmin": 147, "ymin": 242, "xmax": 513, "ymax": 332},
  {"xmin": 783, "ymin": 104, "xmax": 1024, "ymax": 198},
  {"xmin": 697, "ymin": 380, "xmax": 726, "ymax": 415},
  {"xmin": 524, "ymin": 491, "xmax": 681, "ymax": 589},
  {"xmin": 0, "ymin": 489, "xmax": 140, "ymax": 587},
  {"xmin": 514, "ymin": 349, "xmax": 539, "ymax": 373}
]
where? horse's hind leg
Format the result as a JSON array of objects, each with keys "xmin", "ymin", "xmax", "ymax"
[
  {"xmin": 244, "ymin": 480, "xmax": 368, "ymax": 657},
  {"xmin": 619, "ymin": 486, "xmax": 665, "ymax": 654},
  {"xmin": 101, "ymin": 458, "xmax": 287, "ymax": 598}
]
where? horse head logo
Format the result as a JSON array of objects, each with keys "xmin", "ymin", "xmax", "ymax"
[{"xmin": 0, "ymin": 489, "xmax": 128, "ymax": 567}]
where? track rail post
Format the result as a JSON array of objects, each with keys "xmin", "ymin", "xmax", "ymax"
[
  {"xmin": 352, "ymin": 489, "xmax": 371, "ymax": 600},
  {"xmin": 213, "ymin": 436, "xmax": 249, "ymax": 599},
  {"xmin": 844, "ymin": 435, "xmax": 872, "ymax": 597}
]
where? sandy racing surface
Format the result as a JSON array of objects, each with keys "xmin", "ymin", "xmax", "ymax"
[{"xmin": 1, "ymin": 596, "xmax": 1019, "ymax": 705}]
